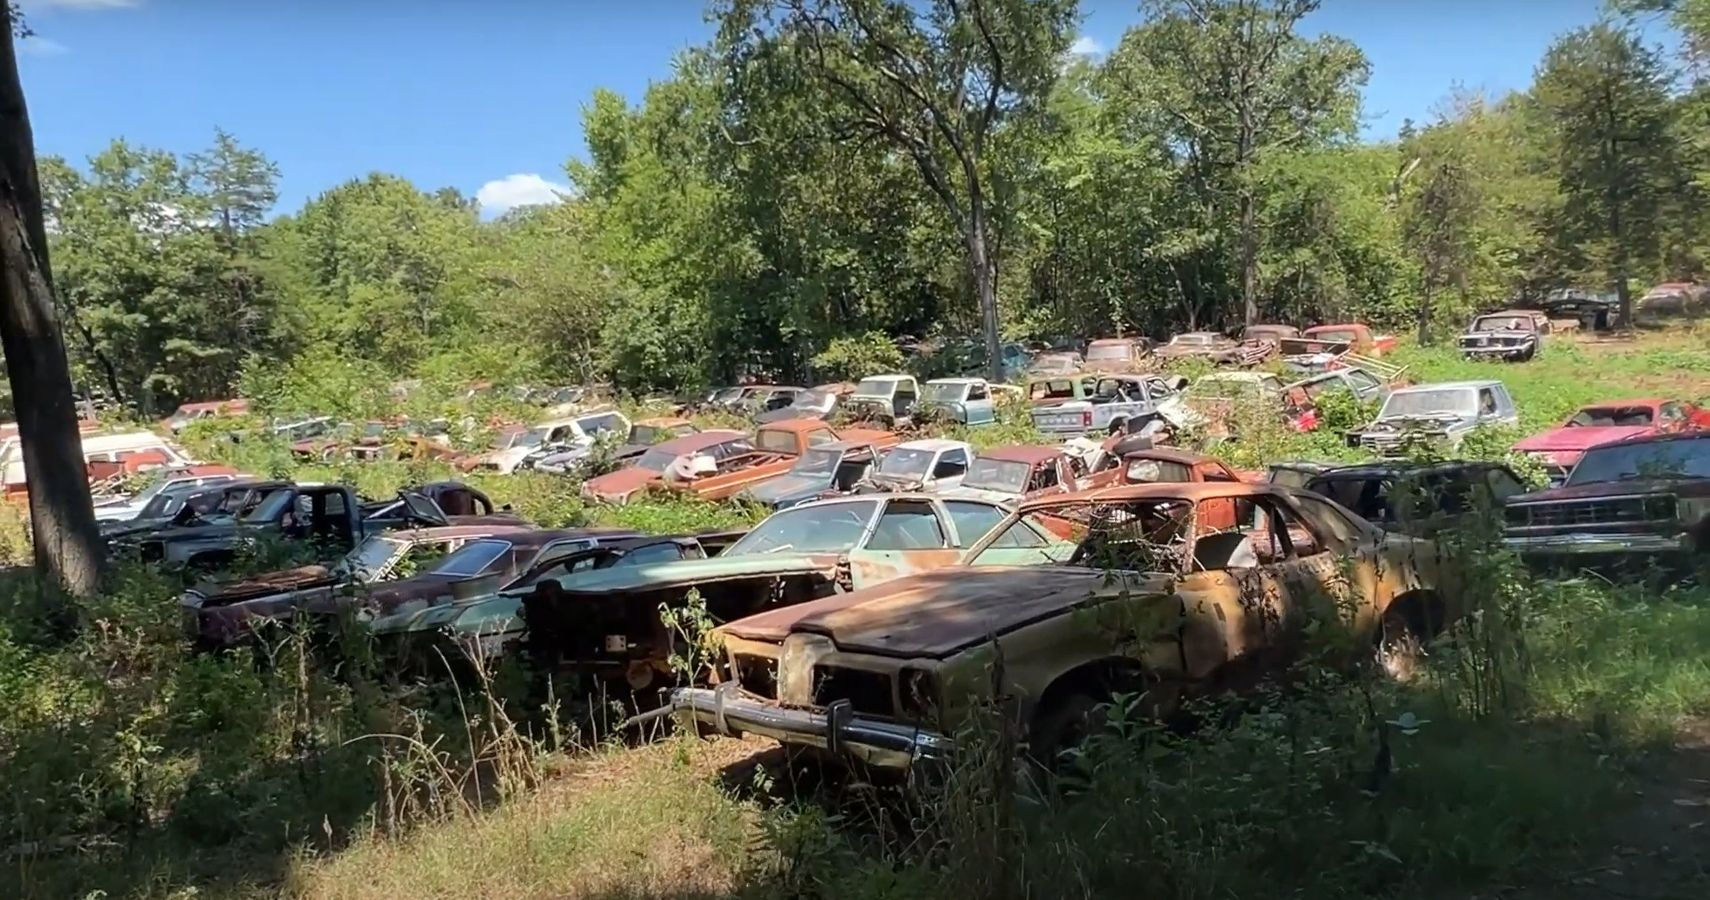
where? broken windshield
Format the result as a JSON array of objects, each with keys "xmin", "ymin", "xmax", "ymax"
[{"xmin": 725, "ymin": 500, "xmax": 880, "ymax": 555}]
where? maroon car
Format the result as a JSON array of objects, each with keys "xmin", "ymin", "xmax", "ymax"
[
  {"xmin": 1504, "ymin": 431, "xmax": 1710, "ymax": 569},
  {"xmin": 184, "ymin": 525, "xmax": 640, "ymax": 646}
]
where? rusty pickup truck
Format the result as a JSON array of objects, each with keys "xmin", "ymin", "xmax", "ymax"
[
  {"xmin": 666, "ymin": 419, "xmax": 898, "ymax": 502},
  {"xmin": 671, "ymin": 482, "xmax": 1449, "ymax": 770}
]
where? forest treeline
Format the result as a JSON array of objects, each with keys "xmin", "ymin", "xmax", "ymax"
[{"xmin": 32, "ymin": 0, "xmax": 1710, "ymax": 411}]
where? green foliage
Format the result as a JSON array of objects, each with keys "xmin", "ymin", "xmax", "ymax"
[{"xmin": 808, "ymin": 331, "xmax": 906, "ymax": 382}]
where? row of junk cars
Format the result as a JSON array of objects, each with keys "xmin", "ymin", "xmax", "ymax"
[{"xmin": 49, "ymin": 316, "xmax": 1708, "ymax": 772}]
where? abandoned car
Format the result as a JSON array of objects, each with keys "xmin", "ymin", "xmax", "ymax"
[
  {"xmin": 1504, "ymin": 431, "xmax": 1710, "ymax": 568},
  {"xmin": 1030, "ymin": 374, "xmax": 1181, "ymax": 438},
  {"xmin": 1458, "ymin": 310, "xmax": 1546, "ymax": 362},
  {"xmin": 1510, "ymin": 399, "xmax": 1710, "ymax": 483},
  {"xmin": 739, "ymin": 440, "xmax": 883, "ymax": 510},
  {"xmin": 516, "ymin": 494, "xmax": 1017, "ymax": 692},
  {"xmin": 671, "ymin": 482, "xmax": 1449, "ymax": 770},
  {"xmin": 580, "ymin": 430, "xmax": 751, "ymax": 504},
  {"xmin": 940, "ymin": 445, "xmax": 1085, "ymax": 507},
  {"xmin": 1347, "ymin": 381, "xmax": 1519, "ymax": 457},
  {"xmin": 859, "ymin": 439, "xmax": 973, "ymax": 494},
  {"xmin": 1303, "ymin": 461, "xmax": 1528, "ymax": 537}
]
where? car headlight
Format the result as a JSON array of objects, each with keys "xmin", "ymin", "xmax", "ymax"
[{"xmin": 898, "ymin": 666, "xmax": 940, "ymax": 720}]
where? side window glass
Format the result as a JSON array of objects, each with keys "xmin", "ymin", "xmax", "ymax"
[
  {"xmin": 866, "ymin": 500, "xmax": 948, "ymax": 550},
  {"xmin": 1660, "ymin": 402, "xmax": 1684, "ymax": 424},
  {"xmin": 1478, "ymin": 389, "xmax": 1497, "ymax": 416},
  {"xmin": 934, "ymin": 450, "xmax": 968, "ymax": 479},
  {"xmin": 969, "ymin": 383, "xmax": 989, "ymax": 401},
  {"xmin": 944, "ymin": 501, "xmax": 1006, "ymax": 548},
  {"xmin": 1290, "ymin": 495, "xmax": 1362, "ymax": 546},
  {"xmin": 1032, "ymin": 463, "xmax": 1060, "ymax": 492},
  {"xmin": 1485, "ymin": 468, "xmax": 1525, "ymax": 501},
  {"xmin": 805, "ymin": 429, "xmax": 836, "ymax": 448},
  {"xmin": 624, "ymin": 542, "xmax": 687, "ymax": 565}
]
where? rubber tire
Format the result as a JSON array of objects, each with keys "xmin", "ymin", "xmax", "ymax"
[{"xmin": 1029, "ymin": 691, "xmax": 1107, "ymax": 770}]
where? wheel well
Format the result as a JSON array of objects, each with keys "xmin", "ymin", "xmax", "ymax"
[
  {"xmin": 1384, "ymin": 589, "xmax": 1447, "ymax": 642},
  {"xmin": 1031, "ymin": 657, "xmax": 1150, "ymax": 733},
  {"xmin": 186, "ymin": 549, "xmax": 235, "ymax": 572}
]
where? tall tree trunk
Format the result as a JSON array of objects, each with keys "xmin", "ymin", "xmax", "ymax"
[
  {"xmin": 0, "ymin": 13, "xmax": 104, "ymax": 597},
  {"xmin": 1416, "ymin": 277, "xmax": 1435, "ymax": 347},
  {"xmin": 967, "ymin": 195, "xmax": 1003, "ymax": 384},
  {"xmin": 1238, "ymin": 187, "xmax": 1258, "ymax": 326}
]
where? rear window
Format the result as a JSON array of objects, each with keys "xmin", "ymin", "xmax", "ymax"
[
  {"xmin": 757, "ymin": 429, "xmax": 799, "ymax": 453},
  {"xmin": 429, "ymin": 540, "xmax": 512, "ymax": 578}
]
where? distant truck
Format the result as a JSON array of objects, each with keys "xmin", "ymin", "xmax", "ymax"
[
  {"xmin": 1029, "ymin": 373, "xmax": 1182, "ymax": 437},
  {"xmin": 843, "ymin": 374, "xmax": 920, "ymax": 427},
  {"xmin": 916, "ymin": 378, "xmax": 1017, "ymax": 426}
]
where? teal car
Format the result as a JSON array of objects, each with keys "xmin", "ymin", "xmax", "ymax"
[{"xmin": 918, "ymin": 378, "xmax": 999, "ymax": 426}]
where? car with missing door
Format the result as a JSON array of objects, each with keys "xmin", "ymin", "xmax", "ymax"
[{"xmin": 670, "ymin": 482, "xmax": 1449, "ymax": 771}]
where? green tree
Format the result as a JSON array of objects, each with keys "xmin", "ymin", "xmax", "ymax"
[
  {"xmin": 1530, "ymin": 23, "xmax": 1676, "ymax": 326},
  {"xmin": 716, "ymin": 0, "xmax": 1077, "ymax": 382},
  {"xmin": 1116, "ymin": 0, "xmax": 1369, "ymax": 325}
]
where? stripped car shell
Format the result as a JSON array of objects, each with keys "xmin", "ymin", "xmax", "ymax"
[
  {"xmin": 518, "ymin": 494, "xmax": 1015, "ymax": 690},
  {"xmin": 672, "ymin": 482, "xmax": 1449, "ymax": 771}
]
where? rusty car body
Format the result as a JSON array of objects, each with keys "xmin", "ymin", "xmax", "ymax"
[
  {"xmin": 580, "ymin": 430, "xmax": 751, "ymax": 504},
  {"xmin": 1154, "ymin": 331, "xmax": 1240, "ymax": 363},
  {"xmin": 739, "ymin": 440, "xmax": 883, "ymax": 510},
  {"xmin": 940, "ymin": 445, "xmax": 1085, "ymax": 507},
  {"xmin": 668, "ymin": 419, "xmax": 899, "ymax": 502},
  {"xmin": 1510, "ymin": 399, "xmax": 1710, "ymax": 483},
  {"xmin": 1304, "ymin": 461, "xmax": 1528, "ymax": 537},
  {"xmin": 187, "ymin": 526, "xmax": 645, "ymax": 649},
  {"xmin": 516, "ymin": 494, "xmax": 1016, "ymax": 691},
  {"xmin": 671, "ymin": 482, "xmax": 1448, "ymax": 770},
  {"xmin": 1504, "ymin": 431, "xmax": 1710, "ymax": 568},
  {"xmin": 1081, "ymin": 337, "xmax": 1153, "ymax": 373}
]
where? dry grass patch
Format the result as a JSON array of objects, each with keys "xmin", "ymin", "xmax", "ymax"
[{"xmin": 287, "ymin": 738, "xmax": 766, "ymax": 900}]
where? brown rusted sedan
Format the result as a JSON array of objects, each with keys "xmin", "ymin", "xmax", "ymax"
[{"xmin": 671, "ymin": 482, "xmax": 1450, "ymax": 770}]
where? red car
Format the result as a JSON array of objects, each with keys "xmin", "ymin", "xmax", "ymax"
[{"xmin": 1511, "ymin": 398, "xmax": 1710, "ymax": 482}]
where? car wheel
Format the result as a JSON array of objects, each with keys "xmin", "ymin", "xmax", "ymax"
[{"xmin": 1029, "ymin": 691, "xmax": 1107, "ymax": 771}]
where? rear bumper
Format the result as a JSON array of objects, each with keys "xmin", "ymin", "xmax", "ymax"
[
  {"xmin": 669, "ymin": 682, "xmax": 952, "ymax": 770},
  {"xmin": 1504, "ymin": 531, "xmax": 1693, "ymax": 556}
]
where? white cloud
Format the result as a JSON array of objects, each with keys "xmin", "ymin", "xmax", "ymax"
[
  {"xmin": 21, "ymin": 0, "xmax": 140, "ymax": 10},
  {"xmin": 19, "ymin": 36, "xmax": 69, "ymax": 56},
  {"xmin": 476, "ymin": 173, "xmax": 569, "ymax": 218},
  {"xmin": 1069, "ymin": 35, "xmax": 1104, "ymax": 57}
]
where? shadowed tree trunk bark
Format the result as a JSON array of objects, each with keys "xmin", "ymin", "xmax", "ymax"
[{"xmin": 0, "ymin": 9, "xmax": 104, "ymax": 596}]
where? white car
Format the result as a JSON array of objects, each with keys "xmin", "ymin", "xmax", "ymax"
[
  {"xmin": 93, "ymin": 471, "xmax": 244, "ymax": 522},
  {"xmin": 474, "ymin": 411, "xmax": 633, "ymax": 475},
  {"xmin": 862, "ymin": 439, "xmax": 974, "ymax": 493}
]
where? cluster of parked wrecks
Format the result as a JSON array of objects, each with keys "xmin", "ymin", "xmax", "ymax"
[{"xmin": 50, "ymin": 308, "xmax": 1706, "ymax": 772}]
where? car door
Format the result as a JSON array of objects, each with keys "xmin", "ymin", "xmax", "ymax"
[
  {"xmin": 845, "ymin": 497, "xmax": 963, "ymax": 588},
  {"xmin": 1175, "ymin": 497, "xmax": 1292, "ymax": 679},
  {"xmin": 928, "ymin": 447, "xmax": 969, "ymax": 491},
  {"xmin": 964, "ymin": 382, "xmax": 996, "ymax": 425}
]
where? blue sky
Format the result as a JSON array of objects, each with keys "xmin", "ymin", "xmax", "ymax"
[{"xmin": 14, "ymin": 0, "xmax": 1677, "ymax": 219}]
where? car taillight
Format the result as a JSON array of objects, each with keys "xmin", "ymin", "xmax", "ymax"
[{"xmin": 1081, "ymin": 410, "xmax": 1092, "ymax": 427}]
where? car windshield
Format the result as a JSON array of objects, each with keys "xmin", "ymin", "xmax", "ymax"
[
  {"xmin": 1171, "ymin": 334, "xmax": 1213, "ymax": 346},
  {"xmin": 138, "ymin": 482, "xmax": 202, "ymax": 518},
  {"xmin": 962, "ymin": 457, "xmax": 1031, "ymax": 493},
  {"xmin": 1310, "ymin": 329, "xmax": 1359, "ymax": 343},
  {"xmin": 970, "ymin": 499, "xmax": 1194, "ymax": 570},
  {"xmin": 635, "ymin": 447, "xmax": 681, "ymax": 473},
  {"xmin": 1568, "ymin": 406, "xmax": 1654, "ymax": 427},
  {"xmin": 1087, "ymin": 342, "xmax": 1135, "ymax": 360},
  {"xmin": 725, "ymin": 500, "xmax": 880, "ymax": 554},
  {"xmin": 854, "ymin": 378, "xmax": 896, "ymax": 397},
  {"xmin": 920, "ymin": 382, "xmax": 969, "ymax": 402},
  {"xmin": 1379, "ymin": 389, "xmax": 1475, "ymax": 418},
  {"xmin": 878, "ymin": 447, "xmax": 935, "ymax": 479},
  {"xmin": 578, "ymin": 413, "xmax": 625, "ymax": 436},
  {"xmin": 239, "ymin": 490, "xmax": 294, "ymax": 524},
  {"xmin": 790, "ymin": 447, "xmax": 843, "ymax": 478},
  {"xmin": 791, "ymin": 390, "xmax": 832, "ymax": 410},
  {"xmin": 337, "ymin": 535, "xmax": 404, "ymax": 580},
  {"xmin": 1298, "ymin": 376, "xmax": 1352, "ymax": 400},
  {"xmin": 428, "ymin": 539, "xmax": 512, "ymax": 578},
  {"xmin": 714, "ymin": 387, "xmax": 744, "ymax": 402},
  {"xmin": 1125, "ymin": 458, "xmax": 1194, "ymax": 483},
  {"xmin": 1566, "ymin": 439, "xmax": 1710, "ymax": 485},
  {"xmin": 757, "ymin": 428, "xmax": 802, "ymax": 453},
  {"xmin": 1475, "ymin": 315, "xmax": 1535, "ymax": 332}
]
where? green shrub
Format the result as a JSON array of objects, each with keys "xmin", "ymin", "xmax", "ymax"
[{"xmin": 810, "ymin": 332, "xmax": 906, "ymax": 382}]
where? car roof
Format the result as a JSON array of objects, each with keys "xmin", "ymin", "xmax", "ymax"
[
  {"xmin": 635, "ymin": 416, "xmax": 693, "ymax": 427},
  {"xmin": 1588, "ymin": 430, "xmax": 1710, "ymax": 449},
  {"xmin": 1123, "ymin": 446, "xmax": 1218, "ymax": 465},
  {"xmin": 1575, "ymin": 398, "xmax": 1666, "ymax": 409},
  {"xmin": 656, "ymin": 429, "xmax": 747, "ymax": 453},
  {"xmin": 1309, "ymin": 460, "xmax": 1507, "ymax": 480},
  {"xmin": 759, "ymin": 418, "xmax": 835, "ymax": 434},
  {"xmin": 858, "ymin": 373, "xmax": 911, "ymax": 381},
  {"xmin": 812, "ymin": 439, "xmax": 881, "ymax": 453},
  {"xmin": 895, "ymin": 438, "xmax": 969, "ymax": 452},
  {"xmin": 1018, "ymin": 480, "xmax": 1284, "ymax": 513},
  {"xmin": 1172, "ymin": 331, "xmax": 1223, "ymax": 339},
  {"xmin": 979, "ymin": 444, "xmax": 1063, "ymax": 464},
  {"xmin": 1393, "ymin": 380, "xmax": 1503, "ymax": 392},
  {"xmin": 1196, "ymin": 371, "xmax": 1274, "ymax": 382},
  {"xmin": 926, "ymin": 377, "xmax": 983, "ymax": 384}
]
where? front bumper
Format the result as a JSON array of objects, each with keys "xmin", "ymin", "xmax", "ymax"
[
  {"xmin": 670, "ymin": 682, "xmax": 952, "ymax": 770},
  {"xmin": 1504, "ymin": 531, "xmax": 1694, "ymax": 556},
  {"xmin": 1460, "ymin": 342, "xmax": 1531, "ymax": 359}
]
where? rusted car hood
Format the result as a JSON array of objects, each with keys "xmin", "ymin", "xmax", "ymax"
[
  {"xmin": 584, "ymin": 465, "xmax": 660, "ymax": 499},
  {"xmin": 719, "ymin": 566, "xmax": 1172, "ymax": 659},
  {"xmin": 198, "ymin": 564, "xmax": 336, "ymax": 605},
  {"xmin": 1510, "ymin": 478, "xmax": 1710, "ymax": 504},
  {"xmin": 541, "ymin": 552, "xmax": 843, "ymax": 597},
  {"xmin": 1512, "ymin": 426, "xmax": 1653, "ymax": 453}
]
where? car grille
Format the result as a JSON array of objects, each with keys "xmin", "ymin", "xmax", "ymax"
[
  {"xmin": 812, "ymin": 665, "xmax": 894, "ymax": 717},
  {"xmin": 733, "ymin": 653, "xmax": 778, "ymax": 700},
  {"xmin": 1507, "ymin": 494, "xmax": 1675, "ymax": 528}
]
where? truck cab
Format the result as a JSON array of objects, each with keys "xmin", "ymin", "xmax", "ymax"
[
  {"xmin": 846, "ymin": 374, "xmax": 920, "ymax": 427},
  {"xmin": 918, "ymin": 378, "xmax": 1000, "ymax": 425}
]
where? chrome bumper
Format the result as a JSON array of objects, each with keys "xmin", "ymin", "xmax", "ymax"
[
  {"xmin": 1461, "ymin": 344, "xmax": 1528, "ymax": 357},
  {"xmin": 1504, "ymin": 531, "xmax": 1693, "ymax": 556},
  {"xmin": 669, "ymin": 682, "xmax": 952, "ymax": 770}
]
